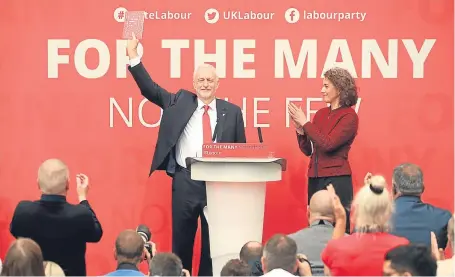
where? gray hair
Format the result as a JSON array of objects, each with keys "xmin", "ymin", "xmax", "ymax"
[
  {"xmin": 392, "ymin": 163, "xmax": 424, "ymax": 196},
  {"xmin": 37, "ymin": 159, "xmax": 69, "ymax": 194},
  {"xmin": 149, "ymin": 253, "xmax": 183, "ymax": 276},
  {"xmin": 193, "ymin": 63, "xmax": 218, "ymax": 80}
]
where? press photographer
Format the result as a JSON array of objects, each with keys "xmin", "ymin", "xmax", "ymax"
[
  {"xmin": 136, "ymin": 224, "xmax": 156, "ymax": 260},
  {"xmin": 105, "ymin": 228, "xmax": 155, "ymax": 276}
]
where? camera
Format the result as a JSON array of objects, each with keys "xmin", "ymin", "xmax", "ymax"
[{"xmin": 136, "ymin": 224, "xmax": 153, "ymax": 258}]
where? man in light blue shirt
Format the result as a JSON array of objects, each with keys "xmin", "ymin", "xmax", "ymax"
[{"xmin": 105, "ymin": 230, "xmax": 148, "ymax": 276}]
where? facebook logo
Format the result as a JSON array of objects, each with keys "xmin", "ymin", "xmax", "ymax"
[{"xmin": 285, "ymin": 8, "xmax": 300, "ymax": 23}]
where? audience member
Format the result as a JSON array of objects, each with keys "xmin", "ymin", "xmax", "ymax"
[
  {"xmin": 3, "ymin": 159, "xmax": 452, "ymax": 277},
  {"xmin": 0, "ymin": 238, "xmax": 45, "ymax": 276},
  {"xmin": 289, "ymin": 189, "xmax": 336, "ymax": 272},
  {"xmin": 239, "ymin": 241, "xmax": 262, "ymax": 263},
  {"xmin": 261, "ymin": 234, "xmax": 312, "ymax": 276},
  {"xmin": 106, "ymin": 230, "xmax": 148, "ymax": 276},
  {"xmin": 239, "ymin": 241, "xmax": 263, "ymax": 275},
  {"xmin": 9, "ymin": 159, "xmax": 103, "ymax": 276},
  {"xmin": 44, "ymin": 261, "xmax": 66, "ymax": 276},
  {"xmin": 383, "ymin": 244, "xmax": 437, "ymax": 276},
  {"xmin": 389, "ymin": 163, "xmax": 452, "ymax": 248},
  {"xmin": 220, "ymin": 259, "xmax": 251, "ymax": 276},
  {"xmin": 437, "ymin": 214, "xmax": 454, "ymax": 276},
  {"xmin": 322, "ymin": 174, "xmax": 409, "ymax": 276},
  {"xmin": 149, "ymin": 252, "xmax": 185, "ymax": 276}
]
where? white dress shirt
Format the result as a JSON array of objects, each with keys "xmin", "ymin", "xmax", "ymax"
[
  {"xmin": 176, "ymin": 98, "xmax": 217, "ymax": 167},
  {"xmin": 129, "ymin": 57, "xmax": 218, "ymax": 168}
]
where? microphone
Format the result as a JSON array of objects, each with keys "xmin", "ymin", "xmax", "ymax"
[{"xmin": 257, "ymin": 127, "xmax": 263, "ymax": 143}]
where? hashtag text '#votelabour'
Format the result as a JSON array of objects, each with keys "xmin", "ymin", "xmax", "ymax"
[{"xmin": 302, "ymin": 11, "xmax": 367, "ymax": 21}]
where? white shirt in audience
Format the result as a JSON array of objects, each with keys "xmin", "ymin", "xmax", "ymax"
[{"xmin": 262, "ymin": 268, "xmax": 295, "ymax": 277}]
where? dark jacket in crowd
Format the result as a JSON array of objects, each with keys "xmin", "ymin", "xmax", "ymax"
[{"xmin": 10, "ymin": 194, "xmax": 103, "ymax": 276}]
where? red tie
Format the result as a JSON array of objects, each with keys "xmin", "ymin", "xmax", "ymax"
[{"xmin": 203, "ymin": 105, "xmax": 212, "ymax": 143}]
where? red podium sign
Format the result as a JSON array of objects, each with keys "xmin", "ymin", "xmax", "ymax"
[{"xmin": 202, "ymin": 143, "xmax": 273, "ymax": 158}]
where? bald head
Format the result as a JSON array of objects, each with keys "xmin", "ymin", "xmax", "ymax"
[
  {"xmin": 37, "ymin": 159, "xmax": 69, "ymax": 195},
  {"xmin": 115, "ymin": 230, "xmax": 145, "ymax": 264},
  {"xmin": 309, "ymin": 190, "xmax": 334, "ymax": 221},
  {"xmin": 239, "ymin": 241, "xmax": 263, "ymax": 262}
]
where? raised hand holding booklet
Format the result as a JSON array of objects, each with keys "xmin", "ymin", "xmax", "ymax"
[{"xmin": 122, "ymin": 11, "xmax": 145, "ymax": 39}]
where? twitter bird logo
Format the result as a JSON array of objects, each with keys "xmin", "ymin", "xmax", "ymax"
[{"xmin": 205, "ymin": 8, "xmax": 220, "ymax": 24}]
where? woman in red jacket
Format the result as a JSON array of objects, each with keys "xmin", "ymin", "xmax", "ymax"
[{"xmin": 288, "ymin": 67, "xmax": 358, "ymax": 232}]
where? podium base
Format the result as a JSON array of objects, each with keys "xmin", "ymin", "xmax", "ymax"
[
  {"xmin": 186, "ymin": 157, "xmax": 287, "ymax": 276},
  {"xmin": 212, "ymin": 253, "xmax": 238, "ymax": 276},
  {"xmin": 205, "ymin": 181, "xmax": 266, "ymax": 276}
]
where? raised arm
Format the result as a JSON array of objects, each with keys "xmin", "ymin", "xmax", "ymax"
[
  {"xmin": 127, "ymin": 33, "xmax": 175, "ymax": 110},
  {"xmin": 76, "ymin": 174, "xmax": 102, "ymax": 242},
  {"xmin": 303, "ymin": 113, "xmax": 358, "ymax": 153},
  {"xmin": 79, "ymin": 200, "xmax": 103, "ymax": 242}
]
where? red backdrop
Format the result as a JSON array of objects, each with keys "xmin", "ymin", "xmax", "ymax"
[{"xmin": 0, "ymin": 0, "xmax": 453, "ymax": 275}]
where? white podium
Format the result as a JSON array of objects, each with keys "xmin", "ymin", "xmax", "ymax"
[{"xmin": 186, "ymin": 157, "xmax": 286, "ymax": 276}]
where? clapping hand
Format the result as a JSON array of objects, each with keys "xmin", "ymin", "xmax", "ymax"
[
  {"xmin": 76, "ymin": 173, "xmax": 89, "ymax": 202},
  {"xmin": 288, "ymin": 102, "xmax": 308, "ymax": 127},
  {"xmin": 430, "ymin": 232, "xmax": 445, "ymax": 260},
  {"xmin": 327, "ymin": 184, "xmax": 346, "ymax": 222},
  {"xmin": 364, "ymin": 172, "xmax": 373, "ymax": 185}
]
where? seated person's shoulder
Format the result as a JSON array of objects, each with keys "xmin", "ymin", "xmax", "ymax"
[
  {"xmin": 13, "ymin": 200, "xmax": 38, "ymax": 212},
  {"xmin": 389, "ymin": 233, "xmax": 410, "ymax": 244},
  {"xmin": 436, "ymin": 205, "xmax": 452, "ymax": 218},
  {"xmin": 70, "ymin": 202, "xmax": 94, "ymax": 215},
  {"xmin": 288, "ymin": 227, "xmax": 314, "ymax": 238},
  {"xmin": 426, "ymin": 203, "xmax": 452, "ymax": 221}
]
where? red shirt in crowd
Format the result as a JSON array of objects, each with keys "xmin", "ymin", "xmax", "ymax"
[{"xmin": 321, "ymin": 232, "xmax": 409, "ymax": 276}]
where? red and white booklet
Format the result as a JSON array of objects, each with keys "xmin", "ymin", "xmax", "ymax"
[{"xmin": 122, "ymin": 11, "xmax": 145, "ymax": 39}]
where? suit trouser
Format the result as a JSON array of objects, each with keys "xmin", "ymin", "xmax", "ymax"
[
  {"xmin": 172, "ymin": 165, "xmax": 212, "ymax": 276},
  {"xmin": 308, "ymin": 175, "xmax": 353, "ymax": 234}
]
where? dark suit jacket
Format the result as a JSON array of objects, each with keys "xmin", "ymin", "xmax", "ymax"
[
  {"xmin": 128, "ymin": 62, "xmax": 246, "ymax": 176},
  {"xmin": 10, "ymin": 195, "xmax": 103, "ymax": 276},
  {"xmin": 389, "ymin": 195, "xmax": 452, "ymax": 249},
  {"xmin": 297, "ymin": 106, "xmax": 358, "ymax": 177}
]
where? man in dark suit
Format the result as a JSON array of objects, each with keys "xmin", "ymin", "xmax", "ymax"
[
  {"xmin": 126, "ymin": 33, "xmax": 246, "ymax": 276},
  {"xmin": 389, "ymin": 163, "xmax": 452, "ymax": 249},
  {"xmin": 10, "ymin": 159, "xmax": 103, "ymax": 276}
]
